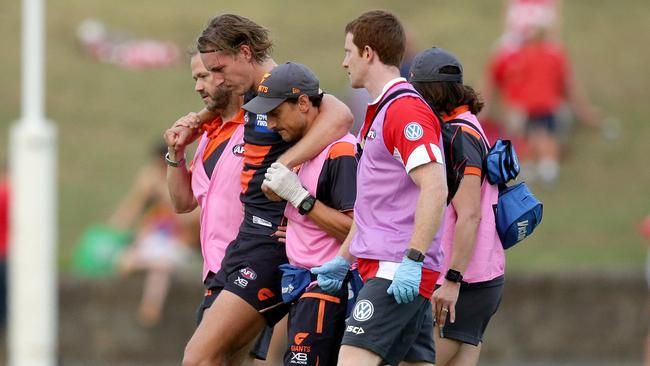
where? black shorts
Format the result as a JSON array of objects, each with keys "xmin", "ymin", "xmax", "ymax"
[
  {"xmin": 196, "ymin": 271, "xmax": 275, "ymax": 360},
  {"xmin": 527, "ymin": 113, "xmax": 558, "ymax": 134},
  {"xmin": 209, "ymin": 232, "xmax": 290, "ymax": 326},
  {"xmin": 341, "ymin": 278, "xmax": 435, "ymax": 366},
  {"xmin": 437, "ymin": 275, "xmax": 504, "ymax": 346},
  {"xmin": 284, "ymin": 283, "xmax": 348, "ymax": 366}
]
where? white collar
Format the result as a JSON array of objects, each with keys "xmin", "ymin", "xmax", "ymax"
[{"xmin": 369, "ymin": 77, "xmax": 407, "ymax": 105}]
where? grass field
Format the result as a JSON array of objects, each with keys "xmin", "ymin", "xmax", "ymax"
[{"xmin": 0, "ymin": 0, "xmax": 648, "ymax": 272}]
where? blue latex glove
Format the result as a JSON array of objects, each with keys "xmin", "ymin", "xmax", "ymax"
[
  {"xmin": 386, "ymin": 256, "xmax": 423, "ymax": 304},
  {"xmin": 310, "ymin": 256, "xmax": 350, "ymax": 294}
]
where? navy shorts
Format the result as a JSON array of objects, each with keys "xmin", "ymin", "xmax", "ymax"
[
  {"xmin": 527, "ymin": 113, "xmax": 558, "ymax": 134},
  {"xmin": 196, "ymin": 271, "xmax": 275, "ymax": 360},
  {"xmin": 284, "ymin": 282, "xmax": 348, "ymax": 366},
  {"xmin": 341, "ymin": 278, "xmax": 435, "ymax": 365},
  {"xmin": 211, "ymin": 232, "xmax": 290, "ymax": 326},
  {"xmin": 437, "ymin": 275, "xmax": 504, "ymax": 346}
]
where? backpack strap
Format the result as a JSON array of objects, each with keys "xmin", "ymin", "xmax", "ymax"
[
  {"xmin": 447, "ymin": 118, "xmax": 489, "ymax": 153},
  {"xmin": 357, "ymin": 88, "xmax": 419, "ymax": 157}
]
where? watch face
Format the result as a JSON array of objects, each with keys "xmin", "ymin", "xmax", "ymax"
[
  {"xmin": 446, "ymin": 270, "xmax": 463, "ymax": 282},
  {"xmin": 299, "ymin": 196, "xmax": 316, "ymax": 215}
]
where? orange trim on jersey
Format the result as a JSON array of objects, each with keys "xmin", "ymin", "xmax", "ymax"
[
  {"xmin": 442, "ymin": 105, "xmax": 470, "ymax": 122},
  {"xmin": 240, "ymin": 143, "xmax": 273, "ymax": 193},
  {"xmin": 327, "ymin": 142, "xmax": 356, "ymax": 160},
  {"xmin": 202, "ymin": 109, "xmax": 246, "ymax": 162},
  {"xmin": 317, "ymin": 300, "xmax": 325, "ymax": 333},
  {"xmin": 460, "ymin": 126, "xmax": 482, "ymax": 141},
  {"xmin": 464, "ymin": 166, "xmax": 482, "ymax": 176},
  {"xmin": 300, "ymin": 292, "xmax": 341, "ymax": 304}
]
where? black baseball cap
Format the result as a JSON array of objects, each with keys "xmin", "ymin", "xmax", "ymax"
[
  {"xmin": 409, "ymin": 47, "xmax": 463, "ymax": 83},
  {"xmin": 242, "ymin": 62, "xmax": 322, "ymax": 114}
]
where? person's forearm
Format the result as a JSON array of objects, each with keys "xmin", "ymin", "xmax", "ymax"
[
  {"xmin": 408, "ymin": 164, "xmax": 447, "ymax": 254},
  {"xmin": 445, "ymin": 175, "xmax": 482, "ymax": 275},
  {"xmin": 447, "ymin": 212, "xmax": 481, "ymax": 275},
  {"xmin": 409, "ymin": 184, "xmax": 446, "ymax": 254},
  {"xmin": 336, "ymin": 220, "xmax": 357, "ymax": 262},
  {"xmin": 166, "ymin": 150, "xmax": 197, "ymax": 213},
  {"xmin": 307, "ymin": 202, "xmax": 353, "ymax": 242},
  {"xmin": 566, "ymin": 78, "xmax": 601, "ymax": 127},
  {"xmin": 108, "ymin": 169, "xmax": 150, "ymax": 230},
  {"xmin": 277, "ymin": 94, "xmax": 353, "ymax": 168}
]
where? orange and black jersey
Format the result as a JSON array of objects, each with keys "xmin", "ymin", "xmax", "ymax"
[
  {"xmin": 201, "ymin": 110, "xmax": 246, "ymax": 179},
  {"xmin": 315, "ymin": 142, "xmax": 357, "ymax": 212},
  {"xmin": 239, "ymin": 92, "xmax": 295, "ymax": 236},
  {"xmin": 443, "ymin": 106, "xmax": 486, "ymax": 178}
]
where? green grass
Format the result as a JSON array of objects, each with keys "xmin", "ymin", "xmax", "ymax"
[{"xmin": 0, "ymin": 0, "xmax": 648, "ymax": 271}]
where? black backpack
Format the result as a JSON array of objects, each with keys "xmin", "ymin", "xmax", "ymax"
[{"xmin": 357, "ymin": 89, "xmax": 467, "ymax": 204}]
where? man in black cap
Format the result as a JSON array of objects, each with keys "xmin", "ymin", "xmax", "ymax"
[
  {"xmin": 243, "ymin": 62, "xmax": 358, "ymax": 366},
  {"xmin": 410, "ymin": 47, "xmax": 506, "ymax": 366}
]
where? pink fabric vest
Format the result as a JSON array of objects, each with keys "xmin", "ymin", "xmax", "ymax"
[
  {"xmin": 284, "ymin": 134, "xmax": 357, "ymax": 269},
  {"xmin": 437, "ymin": 111, "xmax": 505, "ymax": 284},
  {"xmin": 191, "ymin": 126, "xmax": 245, "ymax": 280},
  {"xmin": 350, "ymin": 82, "xmax": 445, "ymax": 271}
]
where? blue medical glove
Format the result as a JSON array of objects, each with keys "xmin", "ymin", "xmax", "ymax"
[
  {"xmin": 386, "ymin": 256, "xmax": 423, "ymax": 304},
  {"xmin": 310, "ymin": 256, "xmax": 350, "ymax": 294}
]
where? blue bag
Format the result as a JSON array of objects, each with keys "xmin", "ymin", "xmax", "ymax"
[
  {"xmin": 450, "ymin": 120, "xmax": 542, "ymax": 249},
  {"xmin": 485, "ymin": 139, "xmax": 520, "ymax": 185},
  {"xmin": 494, "ymin": 183, "xmax": 543, "ymax": 249},
  {"xmin": 279, "ymin": 264, "xmax": 313, "ymax": 303}
]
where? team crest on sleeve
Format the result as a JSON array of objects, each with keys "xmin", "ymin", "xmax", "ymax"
[{"xmin": 404, "ymin": 122, "xmax": 424, "ymax": 141}]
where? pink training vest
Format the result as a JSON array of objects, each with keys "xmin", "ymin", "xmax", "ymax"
[
  {"xmin": 191, "ymin": 126, "xmax": 245, "ymax": 280},
  {"xmin": 351, "ymin": 82, "xmax": 445, "ymax": 271},
  {"xmin": 437, "ymin": 111, "xmax": 505, "ymax": 284},
  {"xmin": 284, "ymin": 134, "xmax": 357, "ymax": 269}
]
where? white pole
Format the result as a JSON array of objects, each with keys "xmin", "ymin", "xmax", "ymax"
[
  {"xmin": 22, "ymin": 0, "xmax": 45, "ymax": 123},
  {"xmin": 8, "ymin": 0, "xmax": 58, "ymax": 364}
]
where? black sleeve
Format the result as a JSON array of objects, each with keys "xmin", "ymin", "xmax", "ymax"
[
  {"xmin": 462, "ymin": 132, "xmax": 486, "ymax": 170},
  {"xmin": 316, "ymin": 147, "xmax": 357, "ymax": 212}
]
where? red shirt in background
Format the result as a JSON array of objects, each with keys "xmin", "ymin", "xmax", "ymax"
[
  {"xmin": 489, "ymin": 41, "xmax": 569, "ymax": 116},
  {"xmin": 0, "ymin": 178, "xmax": 8, "ymax": 259}
]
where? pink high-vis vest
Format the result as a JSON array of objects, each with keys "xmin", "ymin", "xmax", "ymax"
[
  {"xmin": 284, "ymin": 134, "xmax": 357, "ymax": 269},
  {"xmin": 191, "ymin": 125, "xmax": 245, "ymax": 280},
  {"xmin": 350, "ymin": 82, "xmax": 445, "ymax": 271},
  {"xmin": 438, "ymin": 111, "xmax": 505, "ymax": 283}
]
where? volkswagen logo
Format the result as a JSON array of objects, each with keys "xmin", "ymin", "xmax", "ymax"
[
  {"xmin": 352, "ymin": 300, "xmax": 374, "ymax": 322},
  {"xmin": 404, "ymin": 122, "xmax": 424, "ymax": 141}
]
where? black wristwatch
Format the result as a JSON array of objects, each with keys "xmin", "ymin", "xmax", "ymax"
[
  {"xmin": 298, "ymin": 195, "xmax": 317, "ymax": 215},
  {"xmin": 445, "ymin": 269, "xmax": 463, "ymax": 283},
  {"xmin": 405, "ymin": 248, "xmax": 425, "ymax": 262}
]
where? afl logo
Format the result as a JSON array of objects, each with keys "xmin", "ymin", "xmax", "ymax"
[
  {"xmin": 352, "ymin": 300, "xmax": 374, "ymax": 322},
  {"xmin": 232, "ymin": 144, "xmax": 245, "ymax": 157},
  {"xmin": 239, "ymin": 267, "xmax": 257, "ymax": 280},
  {"xmin": 367, "ymin": 130, "xmax": 377, "ymax": 140},
  {"xmin": 404, "ymin": 122, "xmax": 424, "ymax": 141}
]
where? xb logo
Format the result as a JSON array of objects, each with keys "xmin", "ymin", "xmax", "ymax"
[
  {"xmin": 352, "ymin": 300, "xmax": 374, "ymax": 322},
  {"xmin": 290, "ymin": 352, "xmax": 308, "ymax": 364}
]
